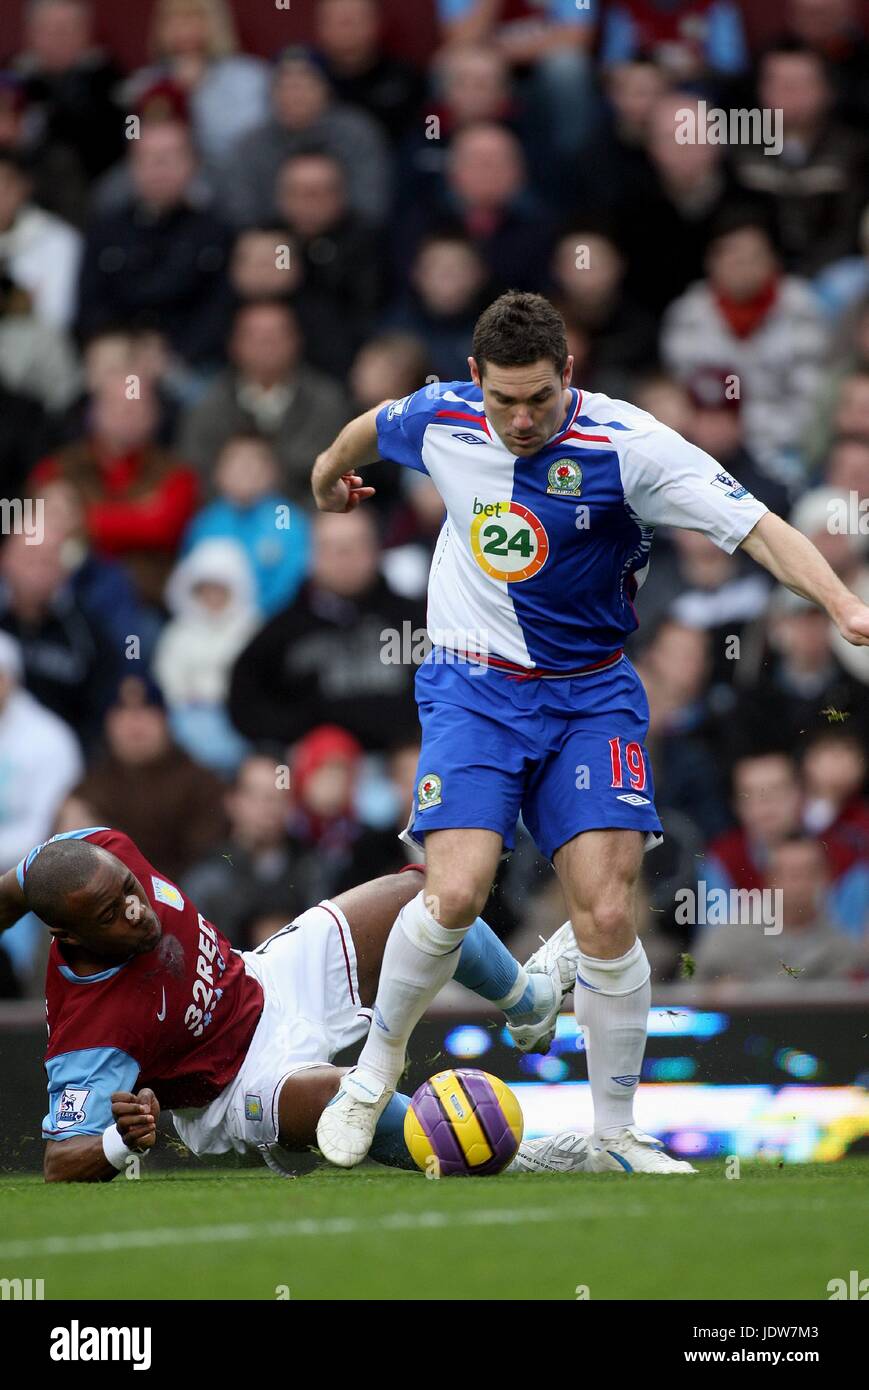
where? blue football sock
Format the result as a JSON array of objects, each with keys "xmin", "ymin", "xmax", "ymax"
[
  {"xmin": 454, "ymin": 917, "xmax": 537, "ymax": 1017},
  {"xmin": 369, "ymin": 1091, "xmax": 416, "ymax": 1170}
]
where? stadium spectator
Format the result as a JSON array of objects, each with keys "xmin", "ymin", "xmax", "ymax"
[
  {"xmin": 75, "ymin": 119, "xmax": 234, "ymax": 373},
  {"xmin": 436, "ymin": 0, "xmax": 599, "ymax": 179},
  {"xmin": 74, "ymin": 673, "xmax": 227, "ymax": 882},
  {"xmin": 730, "ymin": 41, "xmax": 869, "ymax": 277},
  {"xmin": 802, "ymin": 726, "xmax": 869, "ymax": 860},
  {"xmin": 381, "ymin": 230, "xmax": 491, "ymax": 382},
  {"xmin": 0, "ymin": 265, "xmax": 80, "ymax": 413},
  {"xmin": 177, "ymin": 299, "xmax": 350, "ymax": 504},
  {"xmin": 314, "ymin": 0, "xmax": 424, "ymax": 144},
  {"xmin": 216, "ymin": 45, "xmax": 392, "ymax": 228},
  {"xmin": 395, "ymin": 45, "xmax": 517, "ymax": 214},
  {"xmin": 125, "ymin": 0, "xmax": 271, "ymax": 173},
  {"xmin": 10, "ymin": 0, "xmax": 126, "ymax": 217},
  {"xmin": 36, "ymin": 477, "xmax": 159, "ymax": 666},
  {"xmin": 0, "ymin": 145, "xmax": 81, "ymax": 328},
  {"xmin": 154, "ymin": 538, "xmax": 258, "ymax": 775},
  {"xmin": 781, "ymin": 0, "xmax": 869, "ymax": 131},
  {"xmin": 638, "ymin": 528, "xmax": 771, "ymax": 688},
  {"xmin": 660, "ymin": 214, "xmax": 829, "ymax": 481},
  {"xmin": 0, "ymin": 630, "xmax": 82, "ymax": 870},
  {"xmin": 346, "ymin": 330, "xmax": 432, "ymax": 526},
  {"xmin": 678, "ymin": 367, "xmax": 791, "ymax": 516},
  {"xmin": 593, "ymin": 58, "xmax": 670, "ymax": 209},
  {"xmin": 273, "ymin": 150, "xmax": 384, "ymax": 366},
  {"xmin": 615, "ymin": 93, "xmax": 734, "ymax": 314},
  {"xmin": 0, "ymin": 374, "xmax": 55, "ymax": 497},
  {"xmin": 633, "ymin": 620, "xmax": 730, "ymax": 839},
  {"xmin": 228, "ymin": 225, "xmax": 349, "ymax": 377},
  {"xmin": 0, "ymin": 529, "xmax": 119, "ymax": 749},
  {"xmin": 336, "ymin": 739, "xmax": 423, "ymax": 891},
  {"xmin": 547, "ymin": 225, "xmax": 657, "ymax": 397},
  {"xmin": 396, "ymin": 122, "xmax": 555, "ymax": 290},
  {"xmin": 694, "ymin": 835, "xmax": 865, "ymax": 985},
  {"xmin": 182, "ymin": 751, "xmax": 300, "ymax": 948},
  {"xmin": 31, "ymin": 372, "xmax": 200, "ymax": 607},
  {"xmin": 599, "ymin": 0, "xmax": 749, "ymax": 85},
  {"xmin": 228, "ymin": 509, "xmax": 424, "ymax": 751},
  {"xmin": 703, "ymin": 749, "xmax": 869, "ymax": 940},
  {"xmin": 180, "ymin": 433, "xmax": 311, "ymax": 618},
  {"xmin": 731, "ymin": 583, "xmax": 869, "ymax": 755},
  {"xmin": 284, "ymin": 723, "xmax": 365, "ymax": 906}
]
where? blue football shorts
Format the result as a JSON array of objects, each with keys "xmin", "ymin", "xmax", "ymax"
[{"xmin": 405, "ymin": 650, "xmax": 663, "ymax": 862}]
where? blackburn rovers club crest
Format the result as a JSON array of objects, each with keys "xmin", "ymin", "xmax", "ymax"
[
  {"xmin": 417, "ymin": 773, "xmax": 442, "ymax": 809},
  {"xmin": 547, "ymin": 458, "xmax": 582, "ymax": 496}
]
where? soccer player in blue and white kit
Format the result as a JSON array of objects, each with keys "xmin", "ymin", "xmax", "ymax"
[{"xmin": 312, "ymin": 292, "xmax": 869, "ymax": 1174}]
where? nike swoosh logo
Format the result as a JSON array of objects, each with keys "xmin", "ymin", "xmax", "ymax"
[{"xmin": 156, "ymin": 988, "xmax": 166, "ymax": 1022}]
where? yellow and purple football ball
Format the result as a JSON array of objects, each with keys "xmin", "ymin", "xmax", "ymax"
[{"xmin": 404, "ymin": 1068, "xmax": 524, "ymax": 1176}]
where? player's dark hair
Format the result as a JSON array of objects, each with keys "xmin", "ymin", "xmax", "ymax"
[
  {"xmin": 23, "ymin": 839, "xmax": 104, "ymax": 927},
  {"xmin": 472, "ymin": 292, "xmax": 568, "ymax": 377}
]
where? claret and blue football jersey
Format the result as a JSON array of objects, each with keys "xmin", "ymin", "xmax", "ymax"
[
  {"xmin": 376, "ymin": 382, "xmax": 767, "ymax": 672},
  {"xmin": 20, "ymin": 828, "xmax": 264, "ymax": 1143}
]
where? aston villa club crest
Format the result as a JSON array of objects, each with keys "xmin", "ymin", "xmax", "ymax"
[
  {"xmin": 547, "ymin": 458, "xmax": 582, "ymax": 496},
  {"xmin": 417, "ymin": 773, "xmax": 442, "ymax": 809}
]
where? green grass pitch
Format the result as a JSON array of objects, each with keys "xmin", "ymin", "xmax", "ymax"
[{"xmin": 1, "ymin": 1159, "xmax": 867, "ymax": 1300}]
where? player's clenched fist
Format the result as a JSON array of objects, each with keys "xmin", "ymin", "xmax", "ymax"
[{"xmin": 111, "ymin": 1088, "xmax": 160, "ymax": 1151}]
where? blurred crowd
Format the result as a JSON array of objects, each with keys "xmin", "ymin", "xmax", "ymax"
[{"xmin": 0, "ymin": 0, "xmax": 867, "ymax": 999}]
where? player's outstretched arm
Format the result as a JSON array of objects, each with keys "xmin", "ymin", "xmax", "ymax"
[
  {"xmin": 740, "ymin": 512, "xmax": 869, "ymax": 646},
  {"xmin": 311, "ymin": 403, "xmax": 387, "ymax": 513},
  {"xmin": 0, "ymin": 867, "xmax": 26, "ymax": 934},
  {"xmin": 43, "ymin": 1089, "xmax": 160, "ymax": 1183}
]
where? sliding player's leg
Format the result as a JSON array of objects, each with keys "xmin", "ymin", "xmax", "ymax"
[
  {"xmin": 317, "ymin": 828, "xmax": 504, "ymax": 1167},
  {"xmin": 554, "ymin": 829, "xmax": 695, "ymax": 1174}
]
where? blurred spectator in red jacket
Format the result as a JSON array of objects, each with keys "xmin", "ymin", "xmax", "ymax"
[
  {"xmin": 31, "ymin": 371, "xmax": 199, "ymax": 606},
  {"xmin": 285, "ymin": 723, "xmax": 364, "ymax": 905}
]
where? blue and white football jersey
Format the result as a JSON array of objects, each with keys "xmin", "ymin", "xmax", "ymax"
[{"xmin": 376, "ymin": 383, "xmax": 768, "ymax": 671}]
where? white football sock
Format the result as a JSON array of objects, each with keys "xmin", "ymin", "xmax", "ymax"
[
  {"xmin": 357, "ymin": 890, "xmax": 470, "ymax": 1088},
  {"xmin": 573, "ymin": 938, "xmax": 650, "ymax": 1142}
]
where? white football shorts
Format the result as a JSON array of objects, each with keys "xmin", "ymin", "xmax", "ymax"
[{"xmin": 171, "ymin": 900, "xmax": 370, "ymax": 1169}]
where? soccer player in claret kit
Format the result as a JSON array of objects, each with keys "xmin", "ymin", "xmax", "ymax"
[
  {"xmin": 0, "ymin": 824, "xmax": 593, "ymax": 1179},
  {"xmin": 311, "ymin": 291, "xmax": 869, "ymax": 1174}
]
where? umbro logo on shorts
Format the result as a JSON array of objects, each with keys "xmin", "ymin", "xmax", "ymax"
[{"xmin": 616, "ymin": 793, "xmax": 651, "ymax": 806}]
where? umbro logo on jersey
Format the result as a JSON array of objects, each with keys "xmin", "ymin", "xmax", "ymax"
[
  {"xmin": 616, "ymin": 793, "xmax": 651, "ymax": 806},
  {"xmin": 453, "ymin": 431, "xmax": 486, "ymax": 444}
]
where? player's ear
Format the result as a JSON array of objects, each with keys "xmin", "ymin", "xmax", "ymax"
[
  {"xmin": 469, "ymin": 356, "xmax": 481, "ymax": 386},
  {"xmin": 563, "ymin": 356, "xmax": 574, "ymax": 388}
]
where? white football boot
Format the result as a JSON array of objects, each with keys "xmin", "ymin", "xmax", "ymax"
[
  {"xmin": 506, "ymin": 921, "xmax": 580, "ymax": 1054},
  {"xmin": 316, "ymin": 1068, "xmax": 393, "ymax": 1168},
  {"xmin": 509, "ymin": 1129, "xmax": 591, "ymax": 1174},
  {"xmin": 587, "ymin": 1125, "xmax": 697, "ymax": 1174}
]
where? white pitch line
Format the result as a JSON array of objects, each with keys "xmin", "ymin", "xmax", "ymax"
[{"xmin": 0, "ymin": 1201, "xmax": 652, "ymax": 1261}]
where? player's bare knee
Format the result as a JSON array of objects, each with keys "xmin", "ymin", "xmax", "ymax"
[
  {"xmin": 587, "ymin": 898, "xmax": 634, "ymax": 943},
  {"xmin": 426, "ymin": 882, "xmax": 489, "ymax": 930}
]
